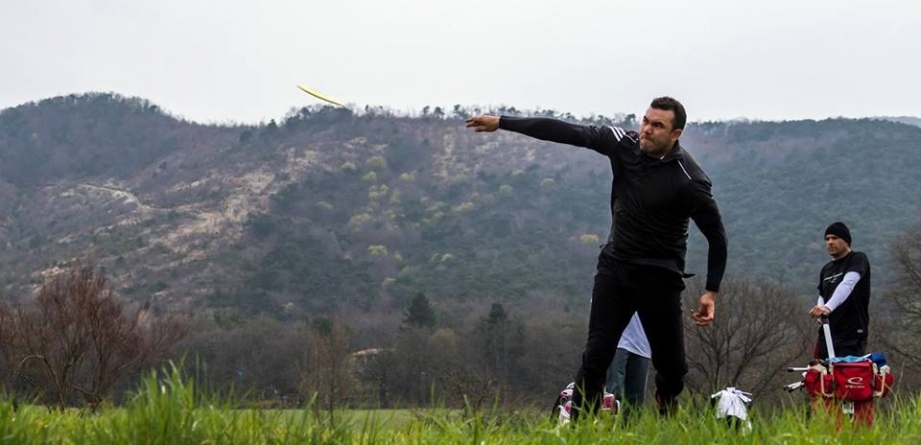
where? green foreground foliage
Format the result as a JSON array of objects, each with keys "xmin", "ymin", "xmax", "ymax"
[{"xmin": 1, "ymin": 365, "xmax": 921, "ymax": 444}]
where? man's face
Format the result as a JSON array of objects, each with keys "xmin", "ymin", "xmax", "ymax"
[
  {"xmin": 639, "ymin": 107, "xmax": 682, "ymax": 156},
  {"xmin": 825, "ymin": 234, "xmax": 850, "ymax": 259}
]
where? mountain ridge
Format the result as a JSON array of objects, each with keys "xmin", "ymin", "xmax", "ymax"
[{"xmin": 1, "ymin": 93, "xmax": 918, "ymax": 319}]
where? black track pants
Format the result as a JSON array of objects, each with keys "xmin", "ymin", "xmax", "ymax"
[{"xmin": 570, "ymin": 257, "xmax": 688, "ymax": 419}]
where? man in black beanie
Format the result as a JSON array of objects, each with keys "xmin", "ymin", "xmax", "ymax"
[{"xmin": 808, "ymin": 221, "xmax": 871, "ymax": 358}]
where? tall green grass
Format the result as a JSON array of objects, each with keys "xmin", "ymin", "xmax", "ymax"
[{"xmin": 1, "ymin": 366, "xmax": 920, "ymax": 444}]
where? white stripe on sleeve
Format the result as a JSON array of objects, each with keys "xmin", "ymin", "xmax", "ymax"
[
  {"xmin": 608, "ymin": 125, "xmax": 625, "ymax": 141},
  {"xmin": 676, "ymin": 160, "xmax": 692, "ymax": 180}
]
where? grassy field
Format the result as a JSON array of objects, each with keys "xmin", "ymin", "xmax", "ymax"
[{"xmin": 1, "ymin": 368, "xmax": 919, "ymax": 444}]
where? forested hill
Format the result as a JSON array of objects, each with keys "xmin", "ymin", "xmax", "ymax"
[
  {"xmin": 0, "ymin": 93, "xmax": 918, "ymax": 319},
  {"xmin": 881, "ymin": 116, "xmax": 921, "ymax": 127}
]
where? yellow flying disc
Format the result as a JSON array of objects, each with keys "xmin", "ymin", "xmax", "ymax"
[{"xmin": 297, "ymin": 85, "xmax": 345, "ymax": 107}]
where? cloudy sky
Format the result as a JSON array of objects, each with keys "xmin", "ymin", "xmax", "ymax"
[{"xmin": 2, "ymin": 0, "xmax": 919, "ymax": 124}]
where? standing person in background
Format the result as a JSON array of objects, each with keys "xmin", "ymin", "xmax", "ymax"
[
  {"xmin": 606, "ymin": 313, "xmax": 650, "ymax": 418},
  {"xmin": 809, "ymin": 222, "xmax": 872, "ymax": 359}
]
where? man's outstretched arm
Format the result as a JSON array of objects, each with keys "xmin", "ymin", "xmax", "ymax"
[{"xmin": 466, "ymin": 115, "xmax": 625, "ymax": 156}]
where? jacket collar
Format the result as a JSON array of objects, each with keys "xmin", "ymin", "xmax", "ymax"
[{"xmin": 654, "ymin": 141, "xmax": 684, "ymax": 163}]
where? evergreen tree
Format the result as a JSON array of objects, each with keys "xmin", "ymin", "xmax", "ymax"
[{"xmin": 403, "ymin": 292, "xmax": 436, "ymax": 330}]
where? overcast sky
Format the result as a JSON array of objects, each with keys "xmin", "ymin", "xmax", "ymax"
[{"xmin": 2, "ymin": 0, "xmax": 919, "ymax": 124}]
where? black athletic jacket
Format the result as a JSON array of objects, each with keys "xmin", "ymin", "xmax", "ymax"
[{"xmin": 499, "ymin": 116, "xmax": 728, "ymax": 292}]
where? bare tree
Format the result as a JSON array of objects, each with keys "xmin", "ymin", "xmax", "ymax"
[
  {"xmin": 880, "ymin": 220, "xmax": 921, "ymax": 384},
  {"xmin": 351, "ymin": 347, "xmax": 397, "ymax": 408},
  {"xmin": 406, "ymin": 327, "xmax": 492, "ymax": 411},
  {"xmin": 390, "ymin": 327, "xmax": 432, "ymax": 406},
  {"xmin": 683, "ymin": 278, "xmax": 812, "ymax": 401},
  {"xmin": 298, "ymin": 318, "xmax": 353, "ymax": 422},
  {"xmin": 9, "ymin": 264, "xmax": 188, "ymax": 410},
  {"xmin": 0, "ymin": 301, "xmax": 18, "ymax": 394}
]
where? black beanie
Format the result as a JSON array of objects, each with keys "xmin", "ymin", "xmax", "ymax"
[{"xmin": 825, "ymin": 222, "xmax": 851, "ymax": 246}]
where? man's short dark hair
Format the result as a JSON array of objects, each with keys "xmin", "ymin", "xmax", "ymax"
[{"xmin": 650, "ymin": 96, "xmax": 686, "ymax": 131}]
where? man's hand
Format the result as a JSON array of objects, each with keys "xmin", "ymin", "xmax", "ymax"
[
  {"xmin": 809, "ymin": 304, "xmax": 830, "ymax": 321},
  {"xmin": 465, "ymin": 115, "xmax": 500, "ymax": 132},
  {"xmin": 691, "ymin": 291, "xmax": 716, "ymax": 326}
]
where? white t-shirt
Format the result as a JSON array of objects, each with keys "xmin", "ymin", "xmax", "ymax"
[{"xmin": 618, "ymin": 313, "xmax": 651, "ymax": 358}]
